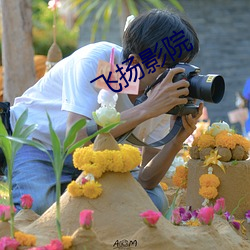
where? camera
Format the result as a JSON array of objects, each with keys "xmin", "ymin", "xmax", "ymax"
[{"xmin": 135, "ymin": 63, "xmax": 225, "ymax": 116}]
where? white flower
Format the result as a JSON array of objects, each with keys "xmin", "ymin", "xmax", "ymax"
[
  {"xmin": 93, "ymin": 107, "xmax": 120, "ymax": 127},
  {"xmin": 97, "ymin": 89, "xmax": 118, "ymax": 108},
  {"xmin": 206, "ymin": 121, "xmax": 232, "ymax": 136}
]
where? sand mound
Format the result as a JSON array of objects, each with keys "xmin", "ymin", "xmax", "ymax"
[{"xmin": 11, "ymin": 171, "xmax": 250, "ymax": 250}]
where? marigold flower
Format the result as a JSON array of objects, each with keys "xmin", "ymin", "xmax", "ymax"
[
  {"xmin": 14, "ymin": 231, "xmax": 36, "ymax": 247},
  {"xmin": 199, "ymin": 174, "xmax": 220, "ymax": 188},
  {"xmin": 73, "ymin": 144, "xmax": 141, "ymax": 178},
  {"xmin": 82, "ymin": 163, "xmax": 105, "ymax": 178},
  {"xmin": 215, "ymin": 131, "xmax": 237, "ymax": 149},
  {"xmin": 82, "ymin": 180, "xmax": 102, "ymax": 199},
  {"xmin": 197, "ymin": 134, "xmax": 215, "ymax": 149},
  {"xmin": 197, "ymin": 207, "xmax": 214, "ymax": 225},
  {"xmin": 79, "ymin": 210, "xmax": 94, "ymax": 229},
  {"xmin": 199, "ymin": 186, "xmax": 218, "ymax": 199},
  {"xmin": 172, "ymin": 166, "xmax": 188, "ymax": 189},
  {"xmin": 67, "ymin": 181, "xmax": 84, "ymax": 197},
  {"xmin": 213, "ymin": 197, "xmax": 225, "ymax": 215},
  {"xmin": 160, "ymin": 182, "xmax": 168, "ymax": 191},
  {"xmin": 0, "ymin": 236, "xmax": 19, "ymax": 249},
  {"xmin": 140, "ymin": 210, "xmax": 162, "ymax": 227},
  {"xmin": 62, "ymin": 236, "xmax": 73, "ymax": 249},
  {"xmin": 20, "ymin": 194, "xmax": 33, "ymax": 209}
]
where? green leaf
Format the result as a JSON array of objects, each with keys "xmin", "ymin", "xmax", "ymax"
[
  {"xmin": 12, "ymin": 109, "xmax": 28, "ymax": 137},
  {"xmin": 67, "ymin": 121, "xmax": 120, "ymax": 154},
  {"xmin": 6, "ymin": 136, "xmax": 52, "ymax": 161},
  {"xmin": 63, "ymin": 118, "xmax": 86, "ymax": 151},
  {"xmin": 47, "ymin": 114, "xmax": 63, "ymax": 174},
  {"xmin": 0, "ymin": 119, "xmax": 12, "ymax": 163},
  {"xmin": 165, "ymin": 188, "xmax": 180, "ymax": 219}
]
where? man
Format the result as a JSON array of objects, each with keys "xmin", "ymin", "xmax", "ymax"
[{"xmin": 8, "ymin": 9, "xmax": 202, "ymax": 215}]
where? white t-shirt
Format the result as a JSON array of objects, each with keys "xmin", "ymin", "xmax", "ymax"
[{"xmin": 10, "ymin": 41, "xmax": 170, "ymax": 149}]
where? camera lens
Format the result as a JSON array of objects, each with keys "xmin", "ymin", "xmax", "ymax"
[{"xmin": 189, "ymin": 74, "xmax": 225, "ymax": 103}]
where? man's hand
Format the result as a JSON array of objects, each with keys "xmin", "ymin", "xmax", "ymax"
[{"xmin": 141, "ymin": 67, "xmax": 190, "ymax": 119}]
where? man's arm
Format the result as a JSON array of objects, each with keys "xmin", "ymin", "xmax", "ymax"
[{"xmin": 138, "ymin": 103, "xmax": 203, "ymax": 189}]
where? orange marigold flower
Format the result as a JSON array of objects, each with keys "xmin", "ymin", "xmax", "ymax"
[
  {"xmin": 160, "ymin": 182, "xmax": 168, "ymax": 191},
  {"xmin": 215, "ymin": 131, "xmax": 237, "ymax": 149},
  {"xmin": 197, "ymin": 134, "xmax": 215, "ymax": 149},
  {"xmin": 199, "ymin": 186, "xmax": 218, "ymax": 199},
  {"xmin": 199, "ymin": 174, "xmax": 220, "ymax": 188},
  {"xmin": 172, "ymin": 166, "xmax": 188, "ymax": 188},
  {"xmin": 233, "ymin": 134, "xmax": 250, "ymax": 151},
  {"xmin": 62, "ymin": 236, "xmax": 73, "ymax": 249}
]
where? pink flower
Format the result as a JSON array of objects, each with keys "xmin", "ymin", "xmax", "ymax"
[
  {"xmin": 79, "ymin": 210, "xmax": 94, "ymax": 229},
  {"xmin": 20, "ymin": 194, "xmax": 33, "ymax": 209},
  {"xmin": 0, "ymin": 236, "xmax": 19, "ymax": 250},
  {"xmin": 49, "ymin": 239, "xmax": 64, "ymax": 250},
  {"xmin": 197, "ymin": 207, "xmax": 214, "ymax": 225},
  {"xmin": 81, "ymin": 177, "xmax": 88, "ymax": 185},
  {"xmin": 48, "ymin": 0, "xmax": 62, "ymax": 11},
  {"xmin": 213, "ymin": 197, "xmax": 225, "ymax": 215},
  {"xmin": 171, "ymin": 208, "xmax": 182, "ymax": 225},
  {"xmin": 139, "ymin": 210, "xmax": 162, "ymax": 227},
  {"xmin": 0, "ymin": 205, "xmax": 16, "ymax": 221}
]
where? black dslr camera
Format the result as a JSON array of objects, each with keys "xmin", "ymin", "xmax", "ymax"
[{"xmin": 135, "ymin": 63, "xmax": 225, "ymax": 116}]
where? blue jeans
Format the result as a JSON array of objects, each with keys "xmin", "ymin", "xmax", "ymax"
[{"xmin": 5, "ymin": 145, "xmax": 168, "ymax": 215}]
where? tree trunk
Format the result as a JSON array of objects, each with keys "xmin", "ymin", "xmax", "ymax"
[{"xmin": 1, "ymin": 0, "xmax": 35, "ymax": 104}]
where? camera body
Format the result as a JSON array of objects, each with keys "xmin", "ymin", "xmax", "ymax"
[{"xmin": 135, "ymin": 63, "xmax": 225, "ymax": 116}]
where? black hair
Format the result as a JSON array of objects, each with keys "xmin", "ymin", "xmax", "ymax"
[{"xmin": 122, "ymin": 9, "xmax": 199, "ymax": 68}]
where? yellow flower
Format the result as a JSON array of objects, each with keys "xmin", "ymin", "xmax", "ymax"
[
  {"xmin": 73, "ymin": 144, "xmax": 142, "ymax": 177},
  {"xmin": 73, "ymin": 146, "xmax": 94, "ymax": 169},
  {"xmin": 82, "ymin": 163, "xmax": 105, "ymax": 179},
  {"xmin": 172, "ymin": 166, "xmax": 188, "ymax": 189},
  {"xmin": 185, "ymin": 219, "xmax": 201, "ymax": 226},
  {"xmin": 160, "ymin": 182, "xmax": 168, "ymax": 191},
  {"xmin": 62, "ymin": 235, "xmax": 73, "ymax": 249},
  {"xmin": 199, "ymin": 186, "xmax": 218, "ymax": 199},
  {"xmin": 67, "ymin": 181, "xmax": 84, "ymax": 197},
  {"xmin": 14, "ymin": 231, "xmax": 36, "ymax": 247},
  {"xmin": 82, "ymin": 180, "xmax": 102, "ymax": 199},
  {"xmin": 197, "ymin": 134, "xmax": 215, "ymax": 149}
]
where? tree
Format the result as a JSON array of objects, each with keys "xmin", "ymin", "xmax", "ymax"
[
  {"xmin": 1, "ymin": 0, "xmax": 35, "ymax": 104},
  {"xmin": 69, "ymin": 0, "xmax": 183, "ymax": 42}
]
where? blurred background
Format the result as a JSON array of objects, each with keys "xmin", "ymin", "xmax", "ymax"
[{"xmin": 1, "ymin": 0, "xmax": 250, "ymax": 134}]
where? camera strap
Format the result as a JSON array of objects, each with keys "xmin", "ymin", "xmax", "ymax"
[{"xmin": 116, "ymin": 116, "xmax": 183, "ymax": 147}]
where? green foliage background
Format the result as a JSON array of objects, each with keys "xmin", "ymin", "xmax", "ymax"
[{"xmin": 32, "ymin": 1, "xmax": 79, "ymax": 58}]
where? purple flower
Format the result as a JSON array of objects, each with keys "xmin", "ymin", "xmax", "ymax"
[
  {"xmin": 224, "ymin": 211, "xmax": 234, "ymax": 221},
  {"xmin": 231, "ymin": 220, "xmax": 241, "ymax": 230},
  {"xmin": 245, "ymin": 210, "xmax": 250, "ymax": 223},
  {"xmin": 192, "ymin": 210, "xmax": 198, "ymax": 218}
]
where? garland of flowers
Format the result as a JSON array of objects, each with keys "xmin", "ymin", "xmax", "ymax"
[{"xmin": 199, "ymin": 167, "xmax": 220, "ymax": 206}]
